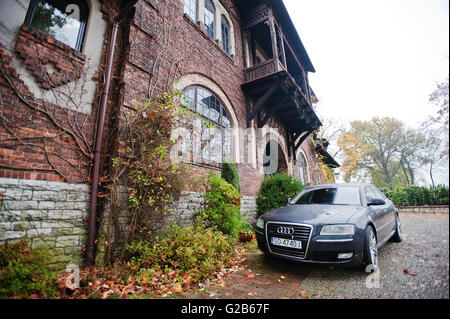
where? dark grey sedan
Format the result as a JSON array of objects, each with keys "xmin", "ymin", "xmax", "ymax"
[{"xmin": 255, "ymin": 183, "xmax": 402, "ymax": 270}]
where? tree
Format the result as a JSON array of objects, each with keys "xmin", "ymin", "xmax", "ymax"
[
  {"xmin": 316, "ymin": 115, "xmax": 347, "ymax": 158},
  {"xmin": 418, "ymin": 131, "xmax": 447, "ymax": 188},
  {"xmin": 397, "ymin": 128, "xmax": 426, "ymax": 185},
  {"xmin": 337, "ymin": 117, "xmax": 427, "ymax": 188},
  {"xmin": 424, "ymin": 77, "xmax": 449, "ymax": 158}
]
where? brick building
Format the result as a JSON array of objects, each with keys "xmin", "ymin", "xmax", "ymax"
[{"xmin": 0, "ymin": 0, "xmax": 338, "ymax": 267}]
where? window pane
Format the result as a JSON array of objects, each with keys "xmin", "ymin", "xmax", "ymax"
[
  {"xmin": 221, "ymin": 109, "xmax": 231, "ymax": 127},
  {"xmin": 181, "ymin": 86, "xmax": 233, "ymax": 164},
  {"xmin": 197, "ymin": 88, "xmax": 210, "ymax": 118},
  {"xmin": 30, "ymin": 0, "xmax": 85, "ymax": 50},
  {"xmin": 209, "ymin": 96, "xmax": 220, "ymax": 122},
  {"xmin": 200, "ymin": 122, "xmax": 210, "ymax": 161},
  {"xmin": 182, "ymin": 88, "xmax": 196, "ymax": 110},
  {"xmin": 223, "ymin": 129, "xmax": 232, "ymax": 162},
  {"xmin": 178, "ymin": 123, "xmax": 192, "ymax": 159},
  {"xmin": 204, "ymin": 0, "xmax": 215, "ymax": 38},
  {"xmin": 184, "ymin": 0, "xmax": 197, "ymax": 20},
  {"xmin": 210, "ymin": 127, "xmax": 222, "ymax": 163},
  {"xmin": 221, "ymin": 16, "xmax": 230, "ymax": 54}
]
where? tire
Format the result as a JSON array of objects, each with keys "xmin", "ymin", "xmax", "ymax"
[
  {"xmin": 390, "ymin": 213, "xmax": 403, "ymax": 243},
  {"xmin": 362, "ymin": 225, "xmax": 378, "ymax": 272}
]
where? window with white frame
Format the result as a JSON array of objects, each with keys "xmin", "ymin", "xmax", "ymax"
[
  {"xmin": 24, "ymin": 0, "xmax": 89, "ymax": 51},
  {"xmin": 179, "ymin": 86, "xmax": 233, "ymax": 164},
  {"xmin": 204, "ymin": 0, "xmax": 215, "ymax": 39},
  {"xmin": 183, "ymin": 0, "xmax": 197, "ymax": 21},
  {"xmin": 221, "ymin": 15, "xmax": 230, "ymax": 54}
]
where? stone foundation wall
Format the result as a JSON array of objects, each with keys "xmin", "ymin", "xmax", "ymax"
[
  {"xmin": 1, "ymin": 178, "xmax": 258, "ymax": 268},
  {"xmin": 0, "ymin": 178, "xmax": 89, "ymax": 269},
  {"xmin": 241, "ymin": 195, "xmax": 257, "ymax": 224}
]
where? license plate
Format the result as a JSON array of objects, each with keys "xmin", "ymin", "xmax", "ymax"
[{"xmin": 271, "ymin": 237, "xmax": 302, "ymax": 249}]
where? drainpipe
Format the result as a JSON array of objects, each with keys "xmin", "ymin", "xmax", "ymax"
[{"xmin": 86, "ymin": 1, "xmax": 138, "ymax": 267}]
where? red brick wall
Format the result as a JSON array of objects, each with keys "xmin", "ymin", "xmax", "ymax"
[
  {"xmin": 119, "ymin": 0, "xmax": 265, "ymax": 196},
  {"xmin": 0, "ymin": 0, "xmax": 124, "ymax": 184}
]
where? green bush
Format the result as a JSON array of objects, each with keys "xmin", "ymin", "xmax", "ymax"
[
  {"xmin": 127, "ymin": 225, "xmax": 236, "ymax": 282},
  {"xmin": 432, "ymin": 185, "xmax": 449, "ymax": 205},
  {"xmin": 256, "ymin": 173, "xmax": 304, "ymax": 218},
  {"xmin": 196, "ymin": 173, "xmax": 244, "ymax": 237},
  {"xmin": 221, "ymin": 161, "xmax": 241, "ymax": 194},
  {"xmin": 0, "ymin": 240, "xmax": 58, "ymax": 298},
  {"xmin": 382, "ymin": 185, "xmax": 449, "ymax": 206}
]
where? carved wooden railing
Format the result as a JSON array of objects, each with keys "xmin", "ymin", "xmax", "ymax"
[{"xmin": 244, "ymin": 58, "xmax": 285, "ymax": 82}]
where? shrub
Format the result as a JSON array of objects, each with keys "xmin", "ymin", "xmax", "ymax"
[
  {"xmin": 0, "ymin": 240, "xmax": 58, "ymax": 298},
  {"xmin": 118, "ymin": 89, "xmax": 190, "ymax": 241},
  {"xmin": 221, "ymin": 161, "xmax": 241, "ymax": 194},
  {"xmin": 196, "ymin": 173, "xmax": 244, "ymax": 237},
  {"xmin": 382, "ymin": 185, "xmax": 449, "ymax": 206},
  {"xmin": 126, "ymin": 225, "xmax": 236, "ymax": 282},
  {"xmin": 432, "ymin": 185, "xmax": 449, "ymax": 205},
  {"xmin": 256, "ymin": 173, "xmax": 304, "ymax": 218}
]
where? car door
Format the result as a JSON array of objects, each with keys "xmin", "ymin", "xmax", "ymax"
[
  {"xmin": 364, "ymin": 186, "xmax": 386, "ymax": 241},
  {"xmin": 371, "ymin": 185, "xmax": 397, "ymax": 240}
]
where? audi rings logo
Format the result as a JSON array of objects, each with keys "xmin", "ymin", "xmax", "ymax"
[{"xmin": 277, "ymin": 226, "xmax": 295, "ymax": 235}]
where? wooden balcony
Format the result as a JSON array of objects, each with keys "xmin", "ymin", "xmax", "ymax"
[
  {"xmin": 244, "ymin": 58, "xmax": 284, "ymax": 83},
  {"xmin": 241, "ymin": 1, "xmax": 322, "ymax": 160}
]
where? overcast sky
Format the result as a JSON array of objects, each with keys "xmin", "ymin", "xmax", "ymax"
[
  {"xmin": 284, "ymin": 0, "xmax": 449, "ymax": 128},
  {"xmin": 283, "ymin": 0, "xmax": 449, "ymax": 185}
]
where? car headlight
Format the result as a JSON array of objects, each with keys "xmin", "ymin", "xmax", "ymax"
[
  {"xmin": 256, "ymin": 218, "xmax": 264, "ymax": 229},
  {"xmin": 320, "ymin": 224, "xmax": 355, "ymax": 236}
]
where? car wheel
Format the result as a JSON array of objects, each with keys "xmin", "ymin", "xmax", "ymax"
[
  {"xmin": 362, "ymin": 226, "xmax": 378, "ymax": 271},
  {"xmin": 390, "ymin": 213, "xmax": 403, "ymax": 243}
]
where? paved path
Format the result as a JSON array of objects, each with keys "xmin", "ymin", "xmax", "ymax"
[{"xmin": 176, "ymin": 213, "xmax": 449, "ymax": 299}]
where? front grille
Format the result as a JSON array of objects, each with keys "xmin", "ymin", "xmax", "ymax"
[{"xmin": 266, "ymin": 222, "xmax": 312, "ymax": 259}]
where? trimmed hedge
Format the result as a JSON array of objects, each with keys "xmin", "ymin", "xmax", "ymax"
[
  {"xmin": 381, "ymin": 185, "xmax": 449, "ymax": 206},
  {"xmin": 256, "ymin": 173, "xmax": 304, "ymax": 218}
]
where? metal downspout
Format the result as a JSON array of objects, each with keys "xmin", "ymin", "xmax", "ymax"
[
  {"xmin": 85, "ymin": 0, "xmax": 139, "ymax": 267},
  {"xmin": 85, "ymin": 20, "xmax": 119, "ymax": 267}
]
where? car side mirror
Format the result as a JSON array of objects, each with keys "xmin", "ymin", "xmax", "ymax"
[
  {"xmin": 286, "ymin": 197, "xmax": 291, "ymax": 205},
  {"xmin": 368, "ymin": 198, "xmax": 385, "ymax": 206}
]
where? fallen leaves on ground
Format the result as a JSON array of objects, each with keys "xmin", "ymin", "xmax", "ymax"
[
  {"xmin": 403, "ymin": 269, "xmax": 417, "ymax": 276},
  {"xmin": 56, "ymin": 242, "xmax": 251, "ymax": 299}
]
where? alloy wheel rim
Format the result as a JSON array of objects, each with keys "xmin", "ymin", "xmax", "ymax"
[{"xmin": 369, "ymin": 229, "xmax": 378, "ymax": 266}]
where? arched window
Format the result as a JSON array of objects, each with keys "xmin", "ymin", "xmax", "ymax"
[
  {"xmin": 204, "ymin": 0, "xmax": 215, "ymax": 39},
  {"xmin": 180, "ymin": 86, "xmax": 232, "ymax": 164},
  {"xmin": 296, "ymin": 152, "xmax": 309, "ymax": 185},
  {"xmin": 221, "ymin": 15, "xmax": 230, "ymax": 54},
  {"xmin": 24, "ymin": 0, "xmax": 89, "ymax": 51},
  {"xmin": 183, "ymin": 0, "xmax": 197, "ymax": 21}
]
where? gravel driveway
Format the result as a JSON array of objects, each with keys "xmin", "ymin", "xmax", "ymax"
[
  {"xmin": 179, "ymin": 213, "xmax": 449, "ymax": 299},
  {"xmin": 296, "ymin": 213, "xmax": 449, "ymax": 299}
]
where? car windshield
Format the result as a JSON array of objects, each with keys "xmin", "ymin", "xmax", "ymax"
[{"xmin": 290, "ymin": 187, "xmax": 361, "ymax": 206}]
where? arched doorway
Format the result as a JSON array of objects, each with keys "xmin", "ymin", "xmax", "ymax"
[{"xmin": 263, "ymin": 139, "xmax": 288, "ymax": 176}]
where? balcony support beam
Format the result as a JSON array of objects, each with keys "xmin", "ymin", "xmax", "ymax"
[
  {"xmin": 259, "ymin": 95, "xmax": 289, "ymax": 128},
  {"xmin": 294, "ymin": 130, "xmax": 313, "ymax": 153},
  {"xmin": 247, "ymin": 83, "xmax": 280, "ymax": 126}
]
